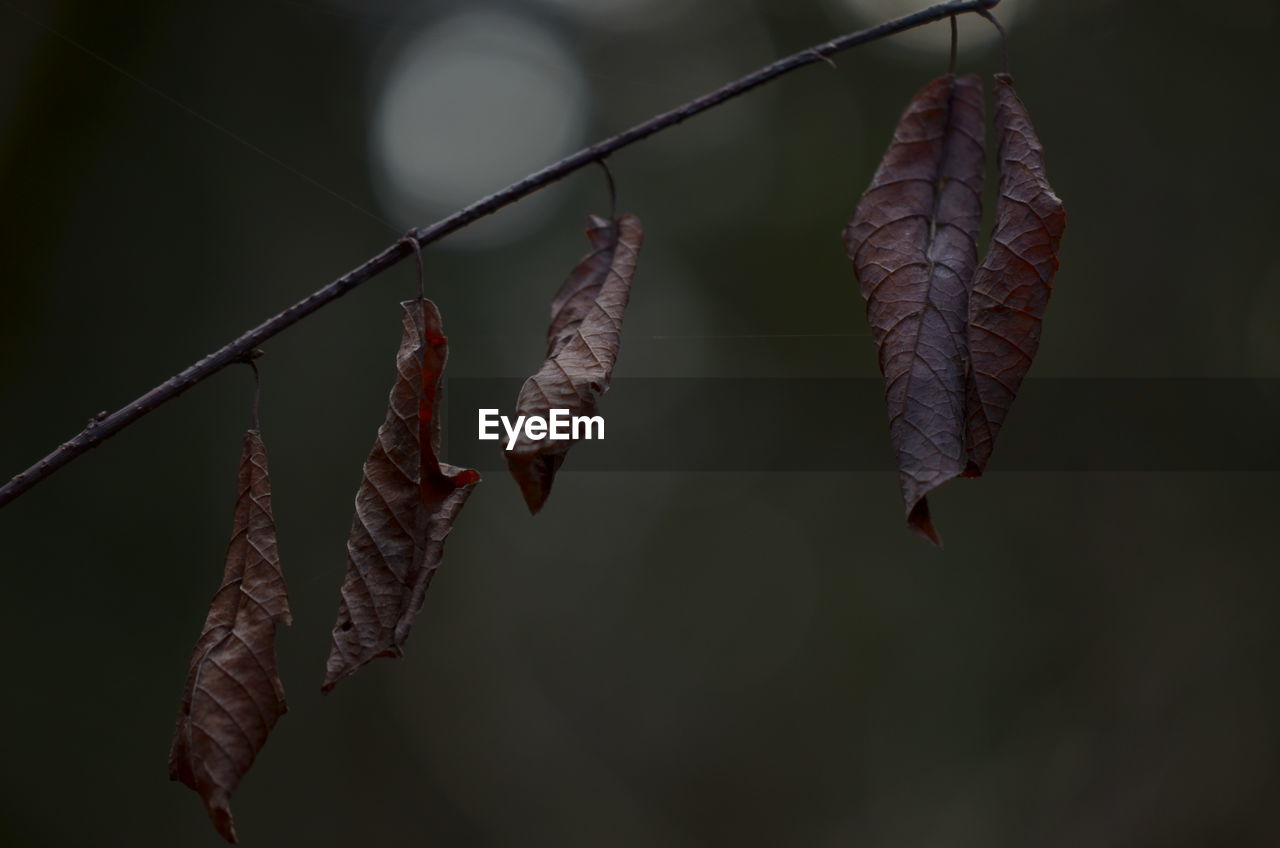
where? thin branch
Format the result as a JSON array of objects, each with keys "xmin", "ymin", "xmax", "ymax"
[{"xmin": 0, "ymin": 0, "xmax": 1000, "ymax": 509}]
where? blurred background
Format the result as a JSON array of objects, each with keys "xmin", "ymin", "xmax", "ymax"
[{"xmin": 3, "ymin": 0, "xmax": 1279, "ymax": 845}]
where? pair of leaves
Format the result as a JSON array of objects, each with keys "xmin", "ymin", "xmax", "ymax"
[
  {"xmin": 844, "ymin": 73, "xmax": 1066, "ymax": 544},
  {"xmin": 172, "ymin": 300, "xmax": 481, "ymax": 842},
  {"xmin": 314, "ymin": 208, "xmax": 646, "ymax": 691},
  {"xmin": 507, "ymin": 213, "xmax": 645, "ymax": 512},
  {"xmin": 318, "ymin": 212, "xmax": 644, "ymax": 696}
]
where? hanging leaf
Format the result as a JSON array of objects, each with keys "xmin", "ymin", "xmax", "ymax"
[
  {"xmin": 322, "ymin": 299, "xmax": 480, "ymax": 692},
  {"xmin": 843, "ymin": 75, "xmax": 986, "ymax": 545},
  {"xmin": 965, "ymin": 73, "xmax": 1067, "ymax": 473},
  {"xmin": 169, "ymin": 429, "xmax": 291, "ymax": 844},
  {"xmin": 507, "ymin": 213, "xmax": 644, "ymax": 513}
]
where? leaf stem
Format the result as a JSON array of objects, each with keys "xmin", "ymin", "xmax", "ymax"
[
  {"xmin": 399, "ymin": 234, "xmax": 425, "ymax": 301},
  {"xmin": 976, "ymin": 9, "xmax": 1009, "ymax": 74},
  {"xmin": 248, "ymin": 360, "xmax": 262, "ymax": 432},
  {"xmin": 949, "ymin": 14, "xmax": 958, "ymax": 75},
  {"xmin": 597, "ymin": 159, "xmax": 618, "ymax": 221}
]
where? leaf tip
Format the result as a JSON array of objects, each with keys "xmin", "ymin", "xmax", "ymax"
[
  {"xmin": 518, "ymin": 479, "xmax": 549, "ymax": 515},
  {"xmin": 210, "ymin": 802, "xmax": 239, "ymax": 844},
  {"xmin": 908, "ymin": 499, "xmax": 944, "ymax": 548},
  {"xmin": 508, "ymin": 452, "xmax": 559, "ymax": 515},
  {"xmin": 320, "ymin": 644, "xmax": 356, "ymax": 694},
  {"xmin": 320, "ymin": 657, "xmax": 359, "ymax": 695}
]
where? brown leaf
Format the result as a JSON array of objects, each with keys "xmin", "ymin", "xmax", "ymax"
[
  {"xmin": 843, "ymin": 75, "xmax": 986, "ymax": 545},
  {"xmin": 965, "ymin": 73, "xmax": 1067, "ymax": 473},
  {"xmin": 507, "ymin": 213, "xmax": 643, "ymax": 513},
  {"xmin": 169, "ymin": 428, "xmax": 291, "ymax": 844},
  {"xmin": 322, "ymin": 298, "xmax": 480, "ymax": 692}
]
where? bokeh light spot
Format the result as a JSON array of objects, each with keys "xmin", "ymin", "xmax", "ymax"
[{"xmin": 371, "ymin": 11, "xmax": 588, "ymax": 247}]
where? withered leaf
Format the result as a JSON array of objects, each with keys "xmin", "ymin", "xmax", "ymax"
[
  {"xmin": 965, "ymin": 73, "xmax": 1067, "ymax": 473},
  {"xmin": 170, "ymin": 428, "xmax": 291, "ymax": 844},
  {"xmin": 507, "ymin": 213, "xmax": 643, "ymax": 513},
  {"xmin": 843, "ymin": 75, "xmax": 986, "ymax": 545},
  {"xmin": 322, "ymin": 298, "xmax": 480, "ymax": 692}
]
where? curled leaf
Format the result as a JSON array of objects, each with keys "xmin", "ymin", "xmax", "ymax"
[
  {"xmin": 843, "ymin": 75, "xmax": 986, "ymax": 545},
  {"xmin": 170, "ymin": 429, "xmax": 291, "ymax": 844},
  {"xmin": 507, "ymin": 213, "xmax": 644, "ymax": 512},
  {"xmin": 323, "ymin": 299, "xmax": 480, "ymax": 692},
  {"xmin": 965, "ymin": 73, "xmax": 1067, "ymax": 473}
]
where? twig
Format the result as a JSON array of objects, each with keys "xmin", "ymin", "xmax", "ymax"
[{"xmin": 0, "ymin": 0, "xmax": 1000, "ymax": 509}]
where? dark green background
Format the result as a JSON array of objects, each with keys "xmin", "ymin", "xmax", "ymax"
[{"xmin": 2, "ymin": 0, "xmax": 1278, "ymax": 845}]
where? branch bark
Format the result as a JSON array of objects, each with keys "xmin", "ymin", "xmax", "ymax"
[{"xmin": 0, "ymin": 0, "xmax": 1000, "ymax": 509}]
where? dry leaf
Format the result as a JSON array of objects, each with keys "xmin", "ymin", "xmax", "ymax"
[
  {"xmin": 170, "ymin": 428, "xmax": 291, "ymax": 844},
  {"xmin": 322, "ymin": 298, "xmax": 480, "ymax": 692},
  {"xmin": 843, "ymin": 75, "xmax": 986, "ymax": 545},
  {"xmin": 507, "ymin": 213, "xmax": 643, "ymax": 512},
  {"xmin": 965, "ymin": 73, "xmax": 1067, "ymax": 473}
]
